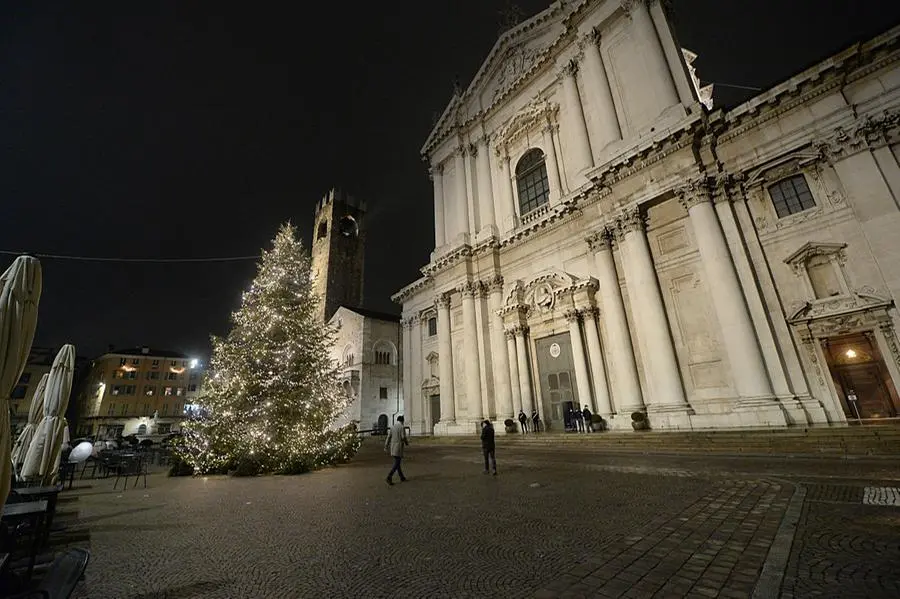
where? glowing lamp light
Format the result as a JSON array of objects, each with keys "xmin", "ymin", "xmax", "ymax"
[
  {"xmin": 190, "ymin": 359, "xmax": 200, "ymax": 369},
  {"xmin": 845, "ymin": 349, "xmax": 857, "ymax": 359}
]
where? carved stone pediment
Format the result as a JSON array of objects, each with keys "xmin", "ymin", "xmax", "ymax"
[
  {"xmin": 783, "ymin": 242, "xmax": 847, "ymax": 270},
  {"xmin": 743, "ymin": 151, "xmax": 821, "ymax": 189},
  {"xmin": 493, "ymin": 99, "xmax": 559, "ymax": 150},
  {"xmin": 787, "ymin": 286, "xmax": 892, "ymax": 324},
  {"xmin": 425, "ymin": 351, "xmax": 439, "ymax": 365},
  {"xmin": 421, "ymin": 376, "xmax": 440, "ymax": 390}
]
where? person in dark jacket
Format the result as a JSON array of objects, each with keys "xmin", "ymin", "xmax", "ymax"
[
  {"xmin": 582, "ymin": 405, "xmax": 594, "ymax": 433},
  {"xmin": 574, "ymin": 407, "xmax": 585, "ymax": 432},
  {"xmin": 531, "ymin": 410, "xmax": 540, "ymax": 433},
  {"xmin": 480, "ymin": 420, "xmax": 497, "ymax": 475},
  {"xmin": 518, "ymin": 410, "xmax": 528, "ymax": 434}
]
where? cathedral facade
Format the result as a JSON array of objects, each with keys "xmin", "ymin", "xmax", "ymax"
[{"xmin": 393, "ymin": 0, "xmax": 900, "ymax": 435}]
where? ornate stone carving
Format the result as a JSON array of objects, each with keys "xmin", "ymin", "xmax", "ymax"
[
  {"xmin": 504, "ymin": 328, "xmax": 516, "ymax": 340},
  {"xmin": 783, "ymin": 241, "xmax": 848, "ymax": 277},
  {"xmin": 458, "ymin": 281, "xmax": 480, "ymax": 298},
  {"xmin": 511, "ymin": 324, "xmax": 530, "ymax": 337},
  {"xmin": 620, "ymin": 0, "xmax": 642, "ymax": 16},
  {"xmin": 815, "ymin": 110, "xmax": 900, "ymax": 161},
  {"xmin": 675, "ymin": 178, "xmax": 713, "ymax": 211},
  {"xmin": 493, "ymin": 43, "xmax": 549, "ymax": 102},
  {"xmin": 878, "ymin": 320, "xmax": 900, "ymax": 370},
  {"xmin": 531, "ymin": 282, "xmax": 556, "ymax": 312},
  {"xmin": 577, "ymin": 28, "xmax": 600, "ymax": 53},
  {"xmin": 487, "ymin": 275, "xmax": 505, "ymax": 293},
  {"xmin": 558, "ymin": 59, "xmax": 579, "ymax": 79},
  {"xmin": 585, "ymin": 227, "xmax": 614, "ymax": 253},
  {"xmin": 428, "ymin": 163, "xmax": 443, "ymax": 180},
  {"xmin": 434, "ymin": 293, "xmax": 451, "ymax": 309},
  {"xmin": 494, "ymin": 99, "xmax": 559, "ymax": 148},
  {"xmin": 581, "ymin": 306, "xmax": 601, "ymax": 321},
  {"xmin": 615, "ymin": 206, "xmax": 646, "ymax": 237},
  {"xmin": 564, "ymin": 309, "xmax": 581, "ymax": 323}
]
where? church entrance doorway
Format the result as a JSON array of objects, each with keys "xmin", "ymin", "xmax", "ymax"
[
  {"xmin": 534, "ymin": 333, "xmax": 580, "ymax": 431},
  {"xmin": 823, "ymin": 332, "xmax": 899, "ymax": 420},
  {"xmin": 376, "ymin": 414, "xmax": 389, "ymax": 435},
  {"xmin": 429, "ymin": 395, "xmax": 440, "ymax": 430}
]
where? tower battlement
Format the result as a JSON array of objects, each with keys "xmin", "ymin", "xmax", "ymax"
[{"xmin": 315, "ymin": 188, "xmax": 367, "ymax": 218}]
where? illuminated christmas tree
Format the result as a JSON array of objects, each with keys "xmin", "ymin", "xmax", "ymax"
[{"xmin": 180, "ymin": 223, "xmax": 359, "ymax": 475}]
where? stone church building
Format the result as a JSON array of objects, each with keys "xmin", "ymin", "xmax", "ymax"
[
  {"xmin": 392, "ymin": 0, "xmax": 900, "ymax": 435},
  {"xmin": 310, "ymin": 189, "xmax": 403, "ymax": 431}
]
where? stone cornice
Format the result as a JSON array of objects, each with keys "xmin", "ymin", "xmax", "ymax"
[
  {"xmin": 421, "ymin": 244, "xmax": 473, "ymax": 277},
  {"xmin": 391, "ymin": 276, "xmax": 433, "ymax": 305},
  {"xmin": 493, "ymin": 99, "xmax": 559, "ymax": 150},
  {"xmin": 499, "ymin": 198, "xmax": 584, "ymax": 250}
]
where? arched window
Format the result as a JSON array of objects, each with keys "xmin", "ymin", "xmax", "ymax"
[
  {"xmin": 515, "ymin": 148, "xmax": 550, "ymax": 215},
  {"xmin": 372, "ymin": 340, "xmax": 396, "ymax": 365},
  {"xmin": 316, "ymin": 220, "xmax": 328, "ymax": 240},
  {"xmin": 342, "ymin": 345, "xmax": 355, "ymax": 367}
]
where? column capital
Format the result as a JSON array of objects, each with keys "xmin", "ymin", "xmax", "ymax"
[
  {"xmin": 564, "ymin": 309, "xmax": 581, "ymax": 324},
  {"xmin": 586, "ymin": 227, "xmax": 615, "ymax": 253},
  {"xmin": 454, "ymin": 144, "xmax": 469, "ymax": 158},
  {"xmin": 620, "ymin": 0, "xmax": 649, "ymax": 16},
  {"xmin": 557, "ymin": 59, "xmax": 579, "ymax": 80},
  {"xmin": 428, "ymin": 163, "xmax": 444, "ymax": 179},
  {"xmin": 457, "ymin": 280, "xmax": 480, "ymax": 298},
  {"xmin": 467, "ymin": 142, "xmax": 478, "ymax": 157},
  {"xmin": 581, "ymin": 306, "xmax": 601, "ymax": 321},
  {"xmin": 486, "ymin": 275, "xmax": 505, "ymax": 293},
  {"xmin": 504, "ymin": 328, "xmax": 517, "ymax": 340},
  {"xmin": 434, "ymin": 293, "xmax": 451, "ymax": 309},
  {"xmin": 577, "ymin": 28, "xmax": 601, "ymax": 52},
  {"xmin": 511, "ymin": 324, "xmax": 530, "ymax": 337},
  {"xmin": 675, "ymin": 179, "xmax": 713, "ymax": 211},
  {"xmin": 614, "ymin": 206, "xmax": 646, "ymax": 238}
]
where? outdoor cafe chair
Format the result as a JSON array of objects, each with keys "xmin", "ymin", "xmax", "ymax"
[
  {"xmin": 4, "ymin": 547, "xmax": 90, "ymax": 599},
  {"xmin": 113, "ymin": 455, "xmax": 148, "ymax": 490}
]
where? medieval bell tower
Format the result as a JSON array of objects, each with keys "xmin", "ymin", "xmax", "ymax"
[{"xmin": 310, "ymin": 188, "xmax": 366, "ymax": 323}]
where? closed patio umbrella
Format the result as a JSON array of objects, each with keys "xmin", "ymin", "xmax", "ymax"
[
  {"xmin": 12, "ymin": 372, "xmax": 48, "ymax": 471},
  {"xmin": 21, "ymin": 344, "xmax": 75, "ymax": 486},
  {"xmin": 0, "ymin": 256, "xmax": 42, "ymax": 508}
]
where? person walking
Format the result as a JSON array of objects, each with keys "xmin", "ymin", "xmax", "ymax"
[
  {"xmin": 385, "ymin": 415, "xmax": 409, "ymax": 485},
  {"xmin": 582, "ymin": 405, "xmax": 594, "ymax": 433},
  {"xmin": 480, "ymin": 420, "xmax": 498, "ymax": 475},
  {"xmin": 518, "ymin": 410, "xmax": 528, "ymax": 434}
]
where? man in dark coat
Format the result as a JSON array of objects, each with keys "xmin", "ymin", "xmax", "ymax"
[
  {"xmin": 518, "ymin": 410, "xmax": 528, "ymax": 434},
  {"xmin": 480, "ymin": 420, "xmax": 497, "ymax": 475},
  {"xmin": 582, "ymin": 405, "xmax": 594, "ymax": 433}
]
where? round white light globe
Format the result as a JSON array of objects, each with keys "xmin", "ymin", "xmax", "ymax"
[{"xmin": 69, "ymin": 441, "xmax": 94, "ymax": 463}]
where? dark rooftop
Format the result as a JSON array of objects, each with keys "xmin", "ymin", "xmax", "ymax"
[{"xmin": 341, "ymin": 306, "xmax": 401, "ymax": 323}]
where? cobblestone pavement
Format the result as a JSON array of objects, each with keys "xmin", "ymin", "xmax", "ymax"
[{"xmin": 62, "ymin": 441, "xmax": 899, "ymax": 598}]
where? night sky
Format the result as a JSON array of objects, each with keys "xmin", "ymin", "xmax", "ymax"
[{"xmin": 2, "ymin": 1, "xmax": 898, "ymax": 360}]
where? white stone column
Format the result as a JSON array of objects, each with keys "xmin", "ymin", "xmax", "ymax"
[
  {"xmin": 514, "ymin": 326, "xmax": 534, "ymax": 414},
  {"xmin": 460, "ymin": 282, "xmax": 483, "ymax": 420},
  {"xmin": 578, "ymin": 29, "xmax": 621, "ymax": 151},
  {"xmin": 623, "ymin": 0, "xmax": 679, "ymax": 110},
  {"xmin": 454, "ymin": 147, "xmax": 470, "ymax": 241},
  {"xmin": 559, "ymin": 60, "xmax": 594, "ymax": 175},
  {"xmin": 436, "ymin": 294, "xmax": 455, "ymax": 423},
  {"xmin": 475, "ymin": 137, "xmax": 496, "ymax": 233},
  {"xmin": 411, "ymin": 317, "xmax": 424, "ymax": 432},
  {"xmin": 587, "ymin": 230, "xmax": 644, "ymax": 413},
  {"xmin": 401, "ymin": 317, "xmax": 413, "ymax": 425},
  {"xmin": 430, "ymin": 165, "xmax": 446, "ymax": 248},
  {"xmin": 616, "ymin": 208, "xmax": 688, "ymax": 410},
  {"xmin": 474, "ymin": 284, "xmax": 491, "ymax": 418},
  {"xmin": 503, "ymin": 153, "xmax": 518, "ymax": 230},
  {"xmin": 565, "ymin": 309, "xmax": 595, "ymax": 412},
  {"xmin": 582, "ymin": 307, "xmax": 613, "ymax": 416},
  {"xmin": 679, "ymin": 182, "xmax": 774, "ymax": 400},
  {"xmin": 505, "ymin": 329, "xmax": 523, "ymax": 414},
  {"xmin": 542, "ymin": 124, "xmax": 563, "ymax": 203},
  {"xmin": 488, "ymin": 277, "xmax": 514, "ymax": 419}
]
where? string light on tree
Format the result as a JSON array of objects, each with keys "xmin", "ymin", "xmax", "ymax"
[{"xmin": 178, "ymin": 223, "xmax": 360, "ymax": 474}]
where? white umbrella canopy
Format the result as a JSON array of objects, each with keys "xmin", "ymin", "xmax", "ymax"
[
  {"xmin": 0, "ymin": 256, "xmax": 42, "ymax": 508},
  {"xmin": 12, "ymin": 372, "xmax": 48, "ymax": 468},
  {"xmin": 21, "ymin": 344, "xmax": 75, "ymax": 485}
]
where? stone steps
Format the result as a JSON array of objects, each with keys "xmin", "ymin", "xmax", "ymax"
[{"xmin": 414, "ymin": 425, "xmax": 900, "ymax": 456}]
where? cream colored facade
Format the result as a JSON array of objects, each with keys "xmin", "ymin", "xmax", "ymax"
[
  {"xmin": 393, "ymin": 0, "xmax": 900, "ymax": 435},
  {"xmin": 75, "ymin": 347, "xmax": 206, "ymax": 439},
  {"xmin": 328, "ymin": 306, "xmax": 403, "ymax": 432},
  {"xmin": 8, "ymin": 347, "xmax": 55, "ymax": 432}
]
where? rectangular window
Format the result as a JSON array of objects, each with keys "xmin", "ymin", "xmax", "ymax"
[
  {"xmin": 125, "ymin": 370, "xmax": 137, "ymax": 380},
  {"xmin": 176, "ymin": 387, "xmax": 185, "ymax": 396},
  {"xmin": 120, "ymin": 403, "xmax": 127, "ymax": 416},
  {"xmin": 132, "ymin": 358, "xmax": 139, "ymax": 365},
  {"xmin": 107, "ymin": 403, "xmax": 115, "ymax": 416},
  {"xmin": 11, "ymin": 385, "xmax": 27, "ymax": 399},
  {"xmin": 113, "ymin": 385, "xmax": 136, "ymax": 396},
  {"xmin": 379, "ymin": 386, "xmax": 388, "ymax": 399},
  {"xmin": 170, "ymin": 361, "xmax": 177, "ymax": 367},
  {"xmin": 147, "ymin": 371, "xmax": 160, "ymax": 380},
  {"xmin": 152, "ymin": 360, "xmax": 160, "ymax": 367},
  {"xmin": 144, "ymin": 385, "xmax": 156, "ymax": 396},
  {"xmin": 375, "ymin": 351, "xmax": 391, "ymax": 365},
  {"xmin": 114, "ymin": 370, "xmax": 125, "ymax": 379},
  {"xmin": 428, "ymin": 317, "xmax": 437, "ymax": 337},
  {"xmin": 120, "ymin": 358, "xmax": 128, "ymax": 366},
  {"xmin": 157, "ymin": 423, "xmax": 171, "ymax": 434},
  {"xmin": 768, "ymin": 175, "xmax": 816, "ymax": 218},
  {"xmin": 164, "ymin": 387, "xmax": 174, "ymax": 396},
  {"xmin": 162, "ymin": 404, "xmax": 169, "ymax": 415},
  {"xmin": 144, "ymin": 403, "xmax": 151, "ymax": 415},
  {"xmin": 188, "ymin": 384, "xmax": 197, "ymax": 392}
]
